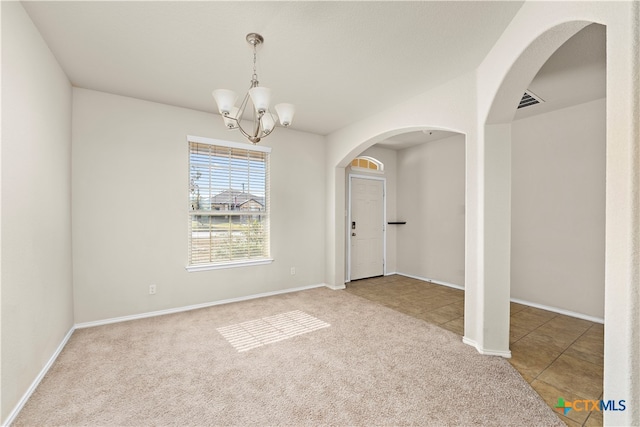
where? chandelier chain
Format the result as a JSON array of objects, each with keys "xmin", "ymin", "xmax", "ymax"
[{"xmin": 252, "ymin": 44, "xmax": 258, "ymax": 83}]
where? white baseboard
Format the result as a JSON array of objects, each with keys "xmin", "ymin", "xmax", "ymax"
[
  {"xmin": 4, "ymin": 283, "xmax": 328, "ymax": 425},
  {"xmin": 396, "ymin": 272, "xmax": 465, "ymax": 291},
  {"xmin": 462, "ymin": 336, "xmax": 512, "ymax": 358},
  {"xmin": 3, "ymin": 279, "xmax": 598, "ymax": 426},
  {"xmin": 75, "ymin": 283, "xmax": 326, "ymax": 329},
  {"xmin": 3, "ymin": 326, "xmax": 75, "ymax": 427},
  {"xmin": 346, "ymin": 272, "xmax": 397, "ymax": 283},
  {"xmin": 510, "ymin": 297, "xmax": 604, "ymax": 324},
  {"xmin": 396, "ymin": 272, "xmax": 603, "ymax": 324},
  {"xmin": 462, "ymin": 336, "xmax": 477, "ymax": 347},
  {"xmin": 478, "ymin": 346, "xmax": 512, "ymax": 358}
]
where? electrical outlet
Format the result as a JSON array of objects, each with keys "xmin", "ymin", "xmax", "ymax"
[
  {"xmin": 290, "ymin": 267, "xmax": 296, "ymax": 275},
  {"xmin": 149, "ymin": 284, "xmax": 157, "ymax": 295}
]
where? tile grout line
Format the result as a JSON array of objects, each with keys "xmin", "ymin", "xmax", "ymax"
[
  {"xmin": 511, "ymin": 312, "xmax": 561, "ymax": 383},
  {"xmin": 523, "ymin": 314, "xmax": 597, "ymax": 384},
  {"xmin": 581, "ymin": 390, "xmax": 605, "ymax": 427},
  {"xmin": 349, "ymin": 276, "xmax": 603, "ymax": 427},
  {"xmin": 509, "ymin": 309, "xmax": 559, "ymax": 347},
  {"xmin": 526, "ymin": 321, "xmax": 602, "ymax": 426}
]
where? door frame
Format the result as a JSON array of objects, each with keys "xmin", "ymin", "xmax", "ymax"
[{"xmin": 347, "ymin": 173, "xmax": 387, "ymax": 282}]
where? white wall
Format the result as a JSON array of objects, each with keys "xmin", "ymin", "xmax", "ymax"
[
  {"xmin": 346, "ymin": 146, "xmax": 398, "ymax": 276},
  {"xmin": 325, "ymin": 72, "xmax": 477, "ymax": 291},
  {"xmin": 396, "ymin": 135, "xmax": 466, "ymax": 286},
  {"xmin": 72, "ymin": 89, "xmax": 326, "ymax": 323},
  {"xmin": 478, "ymin": 2, "xmax": 639, "ymax": 420},
  {"xmin": 326, "ymin": 3, "xmax": 639, "ymax": 422},
  {"xmin": 511, "ymin": 98, "xmax": 605, "ymax": 319},
  {"xmin": 2, "ymin": 1, "xmax": 638, "ymax": 425},
  {"xmin": 1, "ymin": 2, "xmax": 74, "ymax": 421}
]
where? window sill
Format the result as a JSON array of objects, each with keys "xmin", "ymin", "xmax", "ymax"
[{"xmin": 185, "ymin": 258, "xmax": 274, "ymax": 272}]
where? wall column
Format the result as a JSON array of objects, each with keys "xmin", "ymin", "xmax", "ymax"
[
  {"xmin": 603, "ymin": 3, "xmax": 640, "ymax": 424},
  {"xmin": 464, "ymin": 124, "xmax": 511, "ymax": 357},
  {"xmin": 325, "ymin": 166, "xmax": 346, "ymax": 290}
]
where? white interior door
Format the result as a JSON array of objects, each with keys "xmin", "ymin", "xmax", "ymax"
[{"xmin": 350, "ymin": 177, "xmax": 384, "ymax": 280}]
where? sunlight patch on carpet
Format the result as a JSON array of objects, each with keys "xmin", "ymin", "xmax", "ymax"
[{"xmin": 217, "ymin": 310, "xmax": 330, "ymax": 352}]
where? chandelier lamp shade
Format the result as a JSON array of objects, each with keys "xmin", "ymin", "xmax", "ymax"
[{"xmin": 212, "ymin": 33, "xmax": 295, "ymax": 144}]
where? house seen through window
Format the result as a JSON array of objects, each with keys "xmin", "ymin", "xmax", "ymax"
[{"xmin": 188, "ymin": 137, "xmax": 271, "ymax": 268}]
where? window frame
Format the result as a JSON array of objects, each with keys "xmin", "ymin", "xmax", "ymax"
[
  {"xmin": 350, "ymin": 156, "xmax": 384, "ymax": 174},
  {"xmin": 185, "ymin": 135, "xmax": 273, "ymax": 272}
]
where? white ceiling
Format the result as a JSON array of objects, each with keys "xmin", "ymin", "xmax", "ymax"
[
  {"xmin": 377, "ymin": 130, "xmax": 458, "ymax": 150},
  {"xmin": 22, "ymin": 1, "xmax": 525, "ymax": 136},
  {"xmin": 22, "ymin": 2, "xmax": 604, "ymax": 146},
  {"xmin": 513, "ymin": 23, "xmax": 606, "ymax": 120},
  {"xmin": 378, "ymin": 23, "xmax": 606, "ymax": 150}
]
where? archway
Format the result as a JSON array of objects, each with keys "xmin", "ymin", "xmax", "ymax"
[
  {"xmin": 343, "ymin": 130, "xmax": 466, "ymax": 287},
  {"xmin": 325, "ymin": 119, "xmax": 473, "ymax": 293},
  {"xmin": 324, "ymin": 6, "xmax": 638, "ymax": 424},
  {"xmin": 344, "ymin": 131, "xmax": 469, "ymax": 338},
  {"xmin": 470, "ymin": 21, "xmax": 598, "ymax": 358},
  {"xmin": 484, "ymin": 22, "xmax": 607, "ymax": 423},
  {"xmin": 478, "ymin": 9, "xmax": 638, "ymax": 425},
  {"xmin": 508, "ymin": 24, "xmax": 606, "ymax": 322}
]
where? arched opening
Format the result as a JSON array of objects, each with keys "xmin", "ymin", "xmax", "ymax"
[
  {"xmin": 510, "ymin": 25, "xmax": 606, "ymax": 320},
  {"xmin": 482, "ymin": 21, "xmax": 607, "ymax": 424},
  {"xmin": 323, "ymin": 5, "xmax": 638, "ymax": 426},
  {"xmin": 343, "ymin": 129, "xmax": 468, "ymax": 334}
]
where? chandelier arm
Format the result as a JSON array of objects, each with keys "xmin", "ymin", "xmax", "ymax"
[
  {"xmin": 235, "ymin": 89, "xmax": 251, "ymax": 123},
  {"xmin": 253, "ymin": 110, "xmax": 264, "ymax": 138},
  {"xmin": 230, "ymin": 90, "xmax": 253, "ymax": 137},
  {"xmin": 236, "ymin": 121, "xmax": 257, "ymax": 142},
  {"xmin": 261, "ymin": 110, "xmax": 278, "ymax": 137},
  {"xmin": 230, "ymin": 83, "xmax": 265, "ymax": 143},
  {"xmin": 231, "ymin": 113, "xmax": 277, "ymax": 144},
  {"xmin": 223, "ymin": 112, "xmax": 271, "ymax": 144}
]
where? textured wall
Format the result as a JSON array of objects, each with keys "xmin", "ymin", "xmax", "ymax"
[
  {"xmin": 71, "ymin": 89, "xmax": 326, "ymax": 323},
  {"xmin": 326, "ymin": 3, "xmax": 639, "ymax": 423},
  {"xmin": 396, "ymin": 135, "xmax": 466, "ymax": 286},
  {"xmin": 1, "ymin": 2, "xmax": 74, "ymax": 421},
  {"xmin": 511, "ymin": 99, "xmax": 605, "ymax": 319}
]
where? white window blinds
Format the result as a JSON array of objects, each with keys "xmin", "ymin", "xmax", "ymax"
[{"xmin": 188, "ymin": 137, "xmax": 270, "ymax": 266}]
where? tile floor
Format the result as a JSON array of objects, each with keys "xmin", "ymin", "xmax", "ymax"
[{"xmin": 345, "ymin": 274, "xmax": 604, "ymax": 427}]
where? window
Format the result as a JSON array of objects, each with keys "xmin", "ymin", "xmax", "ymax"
[
  {"xmin": 187, "ymin": 136, "xmax": 271, "ymax": 270},
  {"xmin": 350, "ymin": 156, "xmax": 384, "ymax": 172}
]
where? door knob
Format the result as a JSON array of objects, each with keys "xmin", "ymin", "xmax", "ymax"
[{"xmin": 352, "ymin": 232, "xmax": 356, "ymax": 236}]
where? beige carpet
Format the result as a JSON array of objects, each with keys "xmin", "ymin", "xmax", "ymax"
[{"xmin": 14, "ymin": 288, "xmax": 564, "ymax": 426}]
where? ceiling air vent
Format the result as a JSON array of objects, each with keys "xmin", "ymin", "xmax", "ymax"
[{"xmin": 518, "ymin": 90, "xmax": 544, "ymax": 109}]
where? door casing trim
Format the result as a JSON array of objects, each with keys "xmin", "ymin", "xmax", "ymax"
[{"xmin": 347, "ymin": 173, "xmax": 387, "ymax": 282}]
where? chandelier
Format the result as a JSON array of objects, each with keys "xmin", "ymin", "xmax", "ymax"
[{"xmin": 212, "ymin": 33, "xmax": 295, "ymax": 144}]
